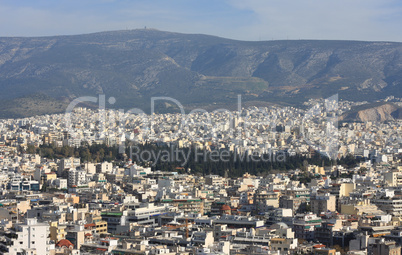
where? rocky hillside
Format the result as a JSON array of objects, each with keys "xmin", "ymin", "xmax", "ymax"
[
  {"xmin": 341, "ymin": 103, "xmax": 402, "ymax": 122},
  {"xmin": 0, "ymin": 29, "xmax": 402, "ymax": 117}
]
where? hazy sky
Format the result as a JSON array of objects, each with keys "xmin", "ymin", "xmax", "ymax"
[{"xmin": 1, "ymin": 0, "xmax": 401, "ymax": 42}]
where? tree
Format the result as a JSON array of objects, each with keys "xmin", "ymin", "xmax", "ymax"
[
  {"xmin": 41, "ymin": 182, "xmax": 48, "ymax": 192},
  {"xmin": 302, "ymin": 160, "xmax": 309, "ymax": 171},
  {"xmin": 26, "ymin": 144, "xmax": 36, "ymax": 154}
]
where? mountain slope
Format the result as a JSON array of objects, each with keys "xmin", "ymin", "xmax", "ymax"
[
  {"xmin": 341, "ymin": 103, "xmax": 402, "ymax": 122},
  {"xmin": 0, "ymin": 29, "xmax": 402, "ymax": 117}
]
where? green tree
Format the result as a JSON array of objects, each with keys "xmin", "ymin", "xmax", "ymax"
[{"xmin": 26, "ymin": 144, "xmax": 36, "ymax": 154}]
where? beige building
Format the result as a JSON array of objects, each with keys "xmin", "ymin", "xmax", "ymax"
[
  {"xmin": 339, "ymin": 183, "xmax": 355, "ymax": 197},
  {"xmin": 16, "ymin": 200, "xmax": 31, "ymax": 214},
  {"xmin": 307, "ymin": 165, "xmax": 325, "ymax": 175},
  {"xmin": 254, "ymin": 191, "xmax": 279, "ymax": 213},
  {"xmin": 205, "ymin": 175, "xmax": 224, "ymax": 186},
  {"xmin": 384, "ymin": 171, "xmax": 402, "ymax": 187},
  {"xmin": 341, "ymin": 199, "xmax": 383, "ymax": 216},
  {"xmin": 270, "ymin": 238, "xmax": 298, "ymax": 253},
  {"xmin": 310, "ymin": 193, "xmax": 336, "ymax": 214}
]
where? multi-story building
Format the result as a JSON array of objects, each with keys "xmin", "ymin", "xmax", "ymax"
[
  {"xmin": 100, "ymin": 211, "xmax": 124, "ymax": 234},
  {"xmin": 373, "ymin": 197, "xmax": 402, "ymax": 216},
  {"xmin": 270, "ymin": 238, "xmax": 298, "ymax": 253},
  {"xmin": 96, "ymin": 161, "xmax": 113, "ymax": 174},
  {"xmin": 7, "ymin": 218, "xmax": 53, "ymax": 255},
  {"xmin": 214, "ymin": 215, "xmax": 265, "ymax": 229},
  {"xmin": 384, "ymin": 171, "xmax": 402, "ymax": 187},
  {"xmin": 310, "ymin": 193, "xmax": 336, "ymax": 215},
  {"xmin": 49, "ymin": 221, "xmax": 67, "ymax": 243},
  {"xmin": 279, "ymin": 196, "xmax": 308, "ymax": 214},
  {"xmin": 368, "ymin": 239, "xmax": 402, "ymax": 255},
  {"xmin": 58, "ymin": 157, "xmax": 80, "ymax": 174},
  {"xmin": 101, "ymin": 203, "xmax": 170, "ymax": 234},
  {"xmin": 65, "ymin": 225, "xmax": 89, "ymax": 250},
  {"xmin": 68, "ymin": 169, "xmax": 87, "ymax": 187},
  {"xmin": 254, "ymin": 191, "xmax": 279, "ymax": 213},
  {"xmin": 314, "ymin": 222, "xmax": 335, "ymax": 247},
  {"xmin": 285, "ymin": 188, "xmax": 310, "ymax": 201},
  {"xmin": 293, "ymin": 213, "xmax": 322, "ymax": 241},
  {"xmin": 8, "ymin": 179, "xmax": 40, "ymax": 192},
  {"xmin": 265, "ymin": 208, "xmax": 293, "ymax": 226},
  {"xmin": 205, "ymin": 175, "xmax": 224, "ymax": 186},
  {"xmin": 161, "ymin": 198, "xmax": 204, "ymax": 214}
]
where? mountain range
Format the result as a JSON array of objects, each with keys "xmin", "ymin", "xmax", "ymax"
[{"xmin": 0, "ymin": 29, "xmax": 402, "ymax": 118}]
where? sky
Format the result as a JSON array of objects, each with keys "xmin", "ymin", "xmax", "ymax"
[{"xmin": 1, "ymin": 0, "xmax": 402, "ymax": 42}]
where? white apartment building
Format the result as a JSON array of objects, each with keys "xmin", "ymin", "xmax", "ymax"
[
  {"xmin": 7, "ymin": 218, "xmax": 53, "ymax": 255},
  {"xmin": 53, "ymin": 178, "xmax": 68, "ymax": 189},
  {"xmin": 58, "ymin": 157, "xmax": 80, "ymax": 175},
  {"xmin": 96, "ymin": 161, "xmax": 113, "ymax": 174},
  {"xmin": 384, "ymin": 171, "xmax": 402, "ymax": 187},
  {"xmin": 68, "ymin": 169, "xmax": 87, "ymax": 187}
]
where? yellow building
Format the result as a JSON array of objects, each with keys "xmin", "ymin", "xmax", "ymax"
[
  {"xmin": 307, "ymin": 165, "xmax": 325, "ymax": 175},
  {"xmin": 49, "ymin": 221, "xmax": 67, "ymax": 243},
  {"xmin": 44, "ymin": 172, "xmax": 57, "ymax": 182},
  {"xmin": 93, "ymin": 215, "xmax": 108, "ymax": 234},
  {"xmin": 339, "ymin": 183, "xmax": 355, "ymax": 197}
]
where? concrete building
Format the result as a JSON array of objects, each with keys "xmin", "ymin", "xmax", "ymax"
[
  {"xmin": 310, "ymin": 193, "xmax": 336, "ymax": 215},
  {"xmin": 254, "ymin": 191, "xmax": 279, "ymax": 213},
  {"xmin": 58, "ymin": 157, "xmax": 80, "ymax": 174},
  {"xmin": 205, "ymin": 175, "xmax": 224, "ymax": 186},
  {"xmin": 293, "ymin": 213, "xmax": 322, "ymax": 241},
  {"xmin": 279, "ymin": 196, "xmax": 308, "ymax": 214},
  {"xmin": 7, "ymin": 218, "xmax": 53, "ymax": 255},
  {"xmin": 96, "ymin": 161, "xmax": 113, "ymax": 174},
  {"xmin": 368, "ymin": 239, "xmax": 401, "ymax": 255},
  {"xmin": 68, "ymin": 169, "xmax": 87, "ymax": 187}
]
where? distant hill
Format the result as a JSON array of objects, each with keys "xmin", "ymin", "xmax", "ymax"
[
  {"xmin": 0, "ymin": 29, "xmax": 402, "ymax": 117},
  {"xmin": 341, "ymin": 102, "xmax": 402, "ymax": 122}
]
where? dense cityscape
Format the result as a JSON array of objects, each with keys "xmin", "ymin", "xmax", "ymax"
[
  {"xmin": 1, "ymin": 1, "xmax": 402, "ymax": 254},
  {"xmin": 0, "ymin": 96, "xmax": 401, "ymax": 255}
]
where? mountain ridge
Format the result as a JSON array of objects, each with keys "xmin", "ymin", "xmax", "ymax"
[{"xmin": 0, "ymin": 29, "xmax": 402, "ymax": 118}]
